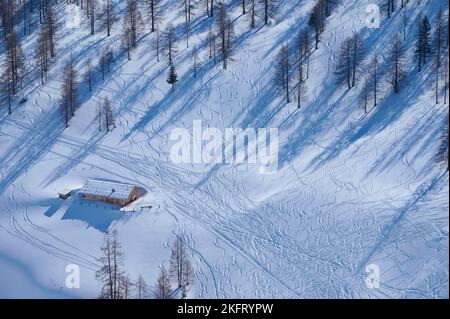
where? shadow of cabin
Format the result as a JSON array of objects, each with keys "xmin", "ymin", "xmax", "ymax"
[{"xmin": 79, "ymin": 179, "xmax": 141, "ymax": 207}]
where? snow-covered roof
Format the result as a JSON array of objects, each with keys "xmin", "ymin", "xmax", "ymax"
[{"xmin": 79, "ymin": 180, "xmax": 136, "ymax": 200}]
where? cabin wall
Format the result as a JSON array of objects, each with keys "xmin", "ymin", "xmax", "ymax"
[
  {"xmin": 130, "ymin": 188, "xmax": 139, "ymax": 201},
  {"xmin": 82, "ymin": 194, "xmax": 126, "ymax": 206},
  {"xmin": 81, "ymin": 187, "xmax": 140, "ymax": 207}
]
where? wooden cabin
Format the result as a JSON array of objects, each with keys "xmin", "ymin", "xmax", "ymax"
[{"xmin": 79, "ymin": 180, "xmax": 140, "ymax": 207}]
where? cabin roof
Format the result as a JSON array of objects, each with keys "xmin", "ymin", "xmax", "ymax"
[{"xmin": 79, "ymin": 180, "xmax": 136, "ymax": 200}]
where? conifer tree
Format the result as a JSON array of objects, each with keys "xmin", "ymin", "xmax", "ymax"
[
  {"xmin": 414, "ymin": 14, "xmax": 432, "ymax": 71},
  {"xmin": 167, "ymin": 64, "xmax": 178, "ymax": 92}
]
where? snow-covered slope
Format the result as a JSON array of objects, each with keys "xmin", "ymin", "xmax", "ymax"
[{"xmin": 0, "ymin": 0, "xmax": 448, "ymax": 298}]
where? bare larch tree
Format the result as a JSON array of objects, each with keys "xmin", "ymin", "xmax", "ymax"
[
  {"xmin": 61, "ymin": 55, "xmax": 79, "ymax": 127},
  {"xmin": 153, "ymin": 266, "xmax": 172, "ymax": 299},
  {"xmin": 164, "ymin": 24, "xmax": 177, "ymax": 66},
  {"xmin": 169, "ymin": 235, "xmax": 194, "ymax": 298},
  {"xmin": 96, "ymin": 230, "xmax": 127, "ymax": 299},
  {"xmin": 275, "ymin": 44, "xmax": 290, "ymax": 103},
  {"xmin": 217, "ymin": 3, "xmax": 234, "ymax": 70},
  {"xmin": 387, "ymin": 33, "xmax": 406, "ymax": 94}
]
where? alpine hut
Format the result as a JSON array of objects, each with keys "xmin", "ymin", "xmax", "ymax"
[{"xmin": 79, "ymin": 180, "xmax": 140, "ymax": 207}]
